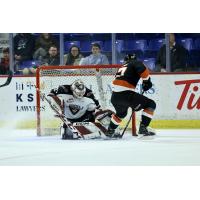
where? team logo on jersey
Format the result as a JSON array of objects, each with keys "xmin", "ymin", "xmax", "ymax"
[{"xmin": 69, "ymin": 104, "xmax": 81, "ymax": 115}]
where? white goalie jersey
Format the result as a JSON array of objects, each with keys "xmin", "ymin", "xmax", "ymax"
[
  {"xmin": 48, "ymin": 84, "xmax": 100, "ymax": 121},
  {"xmin": 58, "ymin": 93, "xmax": 96, "ymax": 119}
]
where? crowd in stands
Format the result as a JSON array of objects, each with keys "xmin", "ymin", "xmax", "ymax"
[
  {"xmin": 33, "ymin": 33, "xmax": 58, "ymax": 62},
  {"xmin": 79, "ymin": 43, "xmax": 109, "ymax": 65},
  {"xmin": 14, "ymin": 33, "xmax": 35, "ymax": 66},
  {"xmin": 155, "ymin": 33, "xmax": 188, "ymax": 72},
  {"xmin": 64, "ymin": 45, "xmax": 83, "ymax": 65},
  {"xmin": 0, "ymin": 33, "xmax": 200, "ymax": 75},
  {"xmin": 0, "ymin": 47, "xmax": 9, "ymax": 75}
]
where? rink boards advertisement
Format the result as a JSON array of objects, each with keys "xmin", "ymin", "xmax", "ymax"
[{"xmin": 0, "ymin": 74, "xmax": 199, "ymax": 125}]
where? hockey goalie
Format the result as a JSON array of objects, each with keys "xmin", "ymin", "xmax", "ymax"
[{"xmin": 47, "ymin": 79, "xmax": 118, "ymax": 140}]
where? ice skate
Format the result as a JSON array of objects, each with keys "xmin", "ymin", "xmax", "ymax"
[
  {"xmin": 104, "ymin": 128, "xmax": 122, "ymax": 139},
  {"xmin": 138, "ymin": 124, "xmax": 156, "ymax": 139}
]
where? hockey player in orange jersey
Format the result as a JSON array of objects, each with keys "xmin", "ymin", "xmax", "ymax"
[{"xmin": 106, "ymin": 54, "xmax": 156, "ymax": 138}]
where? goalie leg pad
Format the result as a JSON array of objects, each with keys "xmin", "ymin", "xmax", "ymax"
[
  {"xmin": 73, "ymin": 122, "xmax": 102, "ymax": 139},
  {"xmin": 61, "ymin": 125, "xmax": 81, "ymax": 140},
  {"xmin": 95, "ymin": 109, "xmax": 114, "ymax": 127}
]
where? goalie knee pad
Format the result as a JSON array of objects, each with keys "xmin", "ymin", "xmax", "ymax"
[{"xmin": 95, "ymin": 109, "xmax": 113, "ymax": 126}]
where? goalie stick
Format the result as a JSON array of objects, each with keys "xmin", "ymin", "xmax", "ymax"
[
  {"xmin": 0, "ymin": 70, "xmax": 13, "ymax": 88},
  {"xmin": 39, "ymin": 90, "xmax": 84, "ymax": 139}
]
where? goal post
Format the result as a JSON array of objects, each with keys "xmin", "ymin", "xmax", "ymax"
[{"xmin": 36, "ymin": 65, "xmax": 137, "ymax": 136}]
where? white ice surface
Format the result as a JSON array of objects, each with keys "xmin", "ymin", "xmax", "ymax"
[{"xmin": 0, "ymin": 128, "xmax": 200, "ymax": 166}]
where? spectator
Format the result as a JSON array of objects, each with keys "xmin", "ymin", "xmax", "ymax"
[
  {"xmin": 33, "ymin": 33, "xmax": 58, "ymax": 62},
  {"xmin": 0, "ymin": 47, "xmax": 10, "ymax": 75},
  {"xmin": 64, "ymin": 45, "xmax": 83, "ymax": 65},
  {"xmin": 22, "ymin": 45, "xmax": 60, "ymax": 75},
  {"xmin": 155, "ymin": 33, "xmax": 188, "ymax": 72},
  {"xmin": 44, "ymin": 45, "xmax": 60, "ymax": 66},
  {"xmin": 14, "ymin": 33, "xmax": 35, "ymax": 67},
  {"xmin": 79, "ymin": 43, "xmax": 109, "ymax": 65}
]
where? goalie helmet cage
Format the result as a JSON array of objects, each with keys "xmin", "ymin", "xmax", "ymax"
[{"xmin": 36, "ymin": 65, "xmax": 137, "ymax": 136}]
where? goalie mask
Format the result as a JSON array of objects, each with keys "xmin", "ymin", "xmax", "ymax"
[
  {"xmin": 71, "ymin": 80, "xmax": 86, "ymax": 99},
  {"xmin": 124, "ymin": 54, "xmax": 137, "ymax": 63}
]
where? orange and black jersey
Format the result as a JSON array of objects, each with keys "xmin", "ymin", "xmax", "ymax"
[{"xmin": 112, "ymin": 60, "xmax": 150, "ymax": 92}]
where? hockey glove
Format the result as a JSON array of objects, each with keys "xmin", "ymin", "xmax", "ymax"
[{"xmin": 142, "ymin": 78, "xmax": 152, "ymax": 91}]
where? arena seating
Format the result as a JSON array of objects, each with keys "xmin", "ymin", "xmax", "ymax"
[
  {"xmin": 177, "ymin": 38, "xmax": 193, "ymax": 51},
  {"xmin": 124, "ymin": 39, "xmax": 148, "ymax": 51},
  {"xmin": 142, "ymin": 58, "xmax": 156, "ymax": 71},
  {"xmin": 193, "ymin": 38, "xmax": 200, "ymax": 49},
  {"xmin": 148, "ymin": 38, "xmax": 165, "ymax": 50},
  {"xmin": 103, "ymin": 40, "xmax": 112, "ymax": 52},
  {"xmin": 80, "ymin": 41, "xmax": 103, "ymax": 52},
  {"xmin": 11, "ymin": 33, "xmax": 200, "ymax": 74},
  {"xmin": 64, "ymin": 41, "xmax": 80, "ymax": 52}
]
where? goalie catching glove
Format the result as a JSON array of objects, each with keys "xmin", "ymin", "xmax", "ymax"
[{"xmin": 142, "ymin": 78, "xmax": 152, "ymax": 91}]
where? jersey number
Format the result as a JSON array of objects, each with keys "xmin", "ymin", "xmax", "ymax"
[{"xmin": 115, "ymin": 66, "xmax": 127, "ymax": 78}]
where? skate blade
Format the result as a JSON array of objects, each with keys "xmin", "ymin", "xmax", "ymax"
[
  {"xmin": 137, "ymin": 135, "xmax": 155, "ymax": 140},
  {"xmin": 103, "ymin": 135, "xmax": 121, "ymax": 140}
]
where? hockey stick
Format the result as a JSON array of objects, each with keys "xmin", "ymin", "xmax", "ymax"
[
  {"xmin": 39, "ymin": 90, "xmax": 84, "ymax": 139},
  {"xmin": 0, "ymin": 70, "xmax": 13, "ymax": 88},
  {"xmin": 119, "ymin": 112, "xmax": 133, "ymax": 138},
  {"xmin": 119, "ymin": 90, "xmax": 144, "ymax": 138}
]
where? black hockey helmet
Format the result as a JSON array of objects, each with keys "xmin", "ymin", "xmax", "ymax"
[{"xmin": 124, "ymin": 54, "xmax": 137, "ymax": 63}]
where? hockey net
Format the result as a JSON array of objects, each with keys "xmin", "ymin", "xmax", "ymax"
[{"xmin": 36, "ymin": 65, "xmax": 137, "ymax": 136}]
